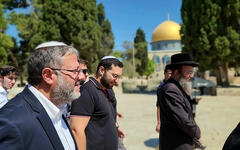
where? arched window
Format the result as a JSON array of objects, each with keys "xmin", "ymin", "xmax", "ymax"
[
  {"xmin": 152, "ymin": 55, "xmax": 161, "ymax": 64},
  {"xmin": 162, "ymin": 55, "xmax": 171, "ymax": 65}
]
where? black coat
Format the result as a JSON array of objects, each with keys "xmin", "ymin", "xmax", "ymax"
[
  {"xmin": 158, "ymin": 78, "xmax": 201, "ymax": 150},
  {"xmin": 0, "ymin": 87, "xmax": 78, "ymax": 150},
  {"xmin": 222, "ymin": 122, "xmax": 240, "ymax": 150}
]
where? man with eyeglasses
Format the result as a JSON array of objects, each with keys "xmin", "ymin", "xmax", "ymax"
[
  {"xmin": 0, "ymin": 65, "xmax": 18, "ymax": 109},
  {"xmin": 0, "ymin": 41, "xmax": 83, "ymax": 150},
  {"xmin": 78, "ymin": 59, "xmax": 89, "ymax": 85},
  {"xmin": 158, "ymin": 53, "xmax": 201, "ymax": 150},
  {"xmin": 64, "ymin": 58, "xmax": 89, "ymax": 123},
  {"xmin": 70, "ymin": 56, "xmax": 123, "ymax": 150}
]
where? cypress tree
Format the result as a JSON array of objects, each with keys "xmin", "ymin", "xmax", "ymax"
[
  {"xmin": 181, "ymin": 0, "xmax": 240, "ymax": 86},
  {"xmin": 97, "ymin": 3, "xmax": 114, "ymax": 60},
  {"xmin": 134, "ymin": 28, "xmax": 148, "ymax": 76}
]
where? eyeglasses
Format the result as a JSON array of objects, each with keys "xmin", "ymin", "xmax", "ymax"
[
  {"xmin": 50, "ymin": 67, "xmax": 81, "ymax": 79},
  {"xmin": 81, "ymin": 69, "xmax": 88, "ymax": 74},
  {"xmin": 111, "ymin": 73, "xmax": 121, "ymax": 79}
]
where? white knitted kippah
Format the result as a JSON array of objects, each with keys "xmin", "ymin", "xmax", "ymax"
[
  {"xmin": 101, "ymin": 56, "xmax": 117, "ymax": 60},
  {"xmin": 35, "ymin": 41, "xmax": 67, "ymax": 50}
]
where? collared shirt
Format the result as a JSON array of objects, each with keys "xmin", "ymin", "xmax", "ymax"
[
  {"xmin": 0, "ymin": 86, "xmax": 8, "ymax": 109},
  {"xmin": 71, "ymin": 77, "xmax": 118, "ymax": 150},
  {"xmin": 28, "ymin": 85, "xmax": 75, "ymax": 150}
]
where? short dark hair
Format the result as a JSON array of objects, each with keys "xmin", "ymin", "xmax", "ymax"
[
  {"xmin": 0, "ymin": 65, "xmax": 18, "ymax": 77},
  {"xmin": 96, "ymin": 58, "xmax": 123, "ymax": 75},
  {"xmin": 164, "ymin": 64, "xmax": 172, "ymax": 73},
  {"xmin": 171, "ymin": 65, "xmax": 182, "ymax": 74},
  {"xmin": 79, "ymin": 59, "xmax": 88, "ymax": 66}
]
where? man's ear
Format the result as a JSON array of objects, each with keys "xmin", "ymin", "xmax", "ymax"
[
  {"xmin": 42, "ymin": 68, "xmax": 55, "ymax": 85},
  {"xmin": 99, "ymin": 66, "xmax": 105, "ymax": 77},
  {"xmin": 0, "ymin": 75, "xmax": 3, "ymax": 82}
]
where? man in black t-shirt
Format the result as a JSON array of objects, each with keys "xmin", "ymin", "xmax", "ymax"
[{"xmin": 70, "ymin": 56, "xmax": 124, "ymax": 150}]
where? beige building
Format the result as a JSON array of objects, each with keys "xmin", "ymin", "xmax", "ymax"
[{"xmin": 148, "ymin": 19, "xmax": 181, "ymax": 72}]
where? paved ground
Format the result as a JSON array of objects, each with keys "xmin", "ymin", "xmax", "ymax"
[
  {"xmin": 114, "ymin": 86, "xmax": 240, "ymax": 150},
  {"xmin": 8, "ymin": 85, "xmax": 240, "ymax": 150}
]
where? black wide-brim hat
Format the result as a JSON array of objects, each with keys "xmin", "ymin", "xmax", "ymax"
[{"xmin": 169, "ymin": 53, "xmax": 199, "ymax": 67}]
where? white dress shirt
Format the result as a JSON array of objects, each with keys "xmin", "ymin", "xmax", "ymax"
[
  {"xmin": 28, "ymin": 85, "xmax": 75, "ymax": 150},
  {"xmin": 0, "ymin": 86, "xmax": 8, "ymax": 109}
]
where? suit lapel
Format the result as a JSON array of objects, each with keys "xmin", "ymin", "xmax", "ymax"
[{"xmin": 21, "ymin": 87, "xmax": 65, "ymax": 150}]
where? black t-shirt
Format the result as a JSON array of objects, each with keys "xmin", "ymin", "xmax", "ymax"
[
  {"xmin": 156, "ymin": 80, "xmax": 166, "ymax": 106},
  {"xmin": 71, "ymin": 77, "xmax": 118, "ymax": 150},
  {"xmin": 105, "ymin": 88, "xmax": 117, "ymax": 121}
]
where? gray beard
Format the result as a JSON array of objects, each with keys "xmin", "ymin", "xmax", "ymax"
[
  {"xmin": 179, "ymin": 78, "xmax": 192, "ymax": 96},
  {"xmin": 51, "ymin": 74, "xmax": 80, "ymax": 107}
]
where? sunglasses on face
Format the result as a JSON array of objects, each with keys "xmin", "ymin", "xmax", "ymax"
[{"xmin": 81, "ymin": 69, "xmax": 88, "ymax": 74}]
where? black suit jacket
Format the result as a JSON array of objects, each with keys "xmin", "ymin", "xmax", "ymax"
[
  {"xmin": 158, "ymin": 78, "xmax": 201, "ymax": 150},
  {"xmin": 0, "ymin": 87, "xmax": 78, "ymax": 150}
]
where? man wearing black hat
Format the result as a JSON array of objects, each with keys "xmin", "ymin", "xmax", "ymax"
[{"xmin": 158, "ymin": 53, "xmax": 201, "ymax": 150}]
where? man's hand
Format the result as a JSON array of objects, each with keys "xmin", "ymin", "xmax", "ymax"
[
  {"xmin": 117, "ymin": 112, "xmax": 124, "ymax": 118},
  {"xmin": 117, "ymin": 127, "xmax": 125, "ymax": 138},
  {"xmin": 195, "ymin": 97, "xmax": 202, "ymax": 104},
  {"xmin": 156, "ymin": 123, "xmax": 160, "ymax": 133}
]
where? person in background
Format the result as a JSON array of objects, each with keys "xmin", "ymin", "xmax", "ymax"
[
  {"xmin": 158, "ymin": 53, "xmax": 201, "ymax": 150},
  {"xmin": 0, "ymin": 65, "xmax": 18, "ymax": 108},
  {"xmin": 0, "ymin": 41, "xmax": 84, "ymax": 150},
  {"xmin": 64, "ymin": 59, "xmax": 89, "ymax": 123},
  {"xmin": 78, "ymin": 59, "xmax": 89, "ymax": 85},
  {"xmin": 70, "ymin": 56, "xmax": 124, "ymax": 150},
  {"xmin": 156, "ymin": 64, "xmax": 172, "ymax": 133}
]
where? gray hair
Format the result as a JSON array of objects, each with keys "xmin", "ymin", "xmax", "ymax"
[{"xmin": 28, "ymin": 45, "xmax": 79, "ymax": 85}]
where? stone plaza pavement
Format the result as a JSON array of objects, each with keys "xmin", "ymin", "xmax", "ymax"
[
  {"xmin": 114, "ymin": 87, "xmax": 159, "ymax": 150},
  {"xmin": 114, "ymin": 86, "xmax": 240, "ymax": 150},
  {"xmin": 9, "ymin": 84, "xmax": 240, "ymax": 150}
]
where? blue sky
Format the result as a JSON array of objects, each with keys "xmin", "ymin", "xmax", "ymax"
[
  {"xmin": 98, "ymin": 0, "xmax": 182, "ymax": 50},
  {"xmin": 6, "ymin": 0, "xmax": 182, "ymax": 50}
]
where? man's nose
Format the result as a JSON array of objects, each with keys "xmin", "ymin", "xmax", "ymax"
[
  {"xmin": 77, "ymin": 71, "xmax": 85, "ymax": 81},
  {"xmin": 190, "ymin": 73, "xmax": 194, "ymax": 79},
  {"xmin": 11, "ymin": 79, "xmax": 16, "ymax": 84}
]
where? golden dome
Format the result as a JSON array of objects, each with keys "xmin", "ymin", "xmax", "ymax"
[{"xmin": 151, "ymin": 20, "xmax": 181, "ymax": 42}]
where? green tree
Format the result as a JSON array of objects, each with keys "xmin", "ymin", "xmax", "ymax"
[
  {"xmin": 122, "ymin": 40, "xmax": 133, "ymax": 61},
  {"xmin": 121, "ymin": 40, "xmax": 138, "ymax": 77},
  {"xmin": 134, "ymin": 28, "xmax": 148, "ymax": 76},
  {"xmin": 0, "ymin": 2, "xmax": 14, "ymax": 66},
  {"xmin": 143, "ymin": 59, "xmax": 155, "ymax": 78},
  {"xmin": 181, "ymin": 0, "xmax": 240, "ymax": 86},
  {"xmin": 97, "ymin": 3, "xmax": 114, "ymax": 60},
  {"xmin": 2, "ymin": 0, "xmax": 28, "ymax": 10},
  {"xmin": 9, "ymin": 0, "xmax": 103, "ymax": 72},
  {"xmin": 112, "ymin": 50, "xmax": 123, "ymax": 59},
  {"xmin": 1, "ymin": 0, "xmax": 31, "ymax": 85}
]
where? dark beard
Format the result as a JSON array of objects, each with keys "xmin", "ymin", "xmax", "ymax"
[
  {"xmin": 79, "ymin": 80, "xmax": 85, "ymax": 85},
  {"xmin": 100, "ymin": 72, "xmax": 111, "ymax": 89}
]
